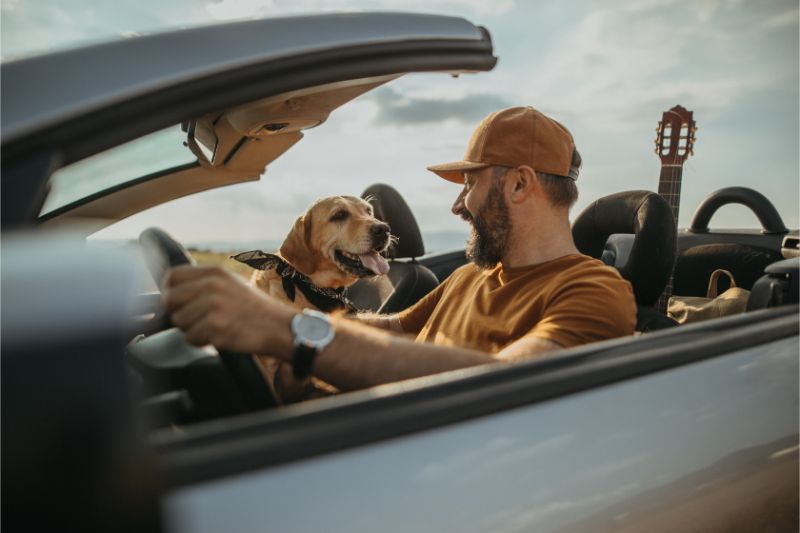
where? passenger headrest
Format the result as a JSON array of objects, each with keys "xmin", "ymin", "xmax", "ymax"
[
  {"xmin": 361, "ymin": 183, "xmax": 425, "ymax": 259},
  {"xmin": 572, "ymin": 190, "xmax": 676, "ymax": 307}
]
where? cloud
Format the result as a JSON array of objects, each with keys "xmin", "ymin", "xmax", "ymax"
[
  {"xmin": 204, "ymin": 0, "xmax": 515, "ymax": 20},
  {"xmin": 493, "ymin": 1, "xmax": 785, "ymax": 133},
  {"xmin": 205, "ymin": 0, "xmax": 277, "ymax": 20},
  {"xmin": 1, "ymin": 0, "xmax": 20, "ymax": 12},
  {"xmin": 761, "ymin": 6, "xmax": 799, "ymax": 29},
  {"xmin": 371, "ymin": 86, "xmax": 512, "ymax": 126}
]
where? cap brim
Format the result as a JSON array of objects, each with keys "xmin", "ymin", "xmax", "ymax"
[{"xmin": 426, "ymin": 161, "xmax": 490, "ymax": 183}]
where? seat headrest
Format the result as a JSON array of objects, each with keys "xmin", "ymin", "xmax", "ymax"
[
  {"xmin": 361, "ymin": 183, "xmax": 425, "ymax": 259},
  {"xmin": 572, "ymin": 190, "xmax": 676, "ymax": 306}
]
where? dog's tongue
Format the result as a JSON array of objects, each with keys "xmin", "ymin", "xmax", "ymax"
[{"xmin": 359, "ymin": 251, "xmax": 390, "ymax": 275}]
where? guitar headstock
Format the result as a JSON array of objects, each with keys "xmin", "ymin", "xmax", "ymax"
[{"xmin": 654, "ymin": 105, "xmax": 697, "ymax": 164}]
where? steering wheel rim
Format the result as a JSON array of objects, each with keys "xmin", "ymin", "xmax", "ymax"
[{"xmin": 139, "ymin": 227, "xmax": 277, "ymax": 411}]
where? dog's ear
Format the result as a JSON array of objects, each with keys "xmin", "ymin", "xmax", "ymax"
[{"xmin": 279, "ymin": 213, "xmax": 317, "ymax": 275}]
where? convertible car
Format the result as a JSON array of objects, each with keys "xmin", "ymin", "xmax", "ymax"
[{"xmin": 2, "ymin": 13, "xmax": 798, "ymax": 533}]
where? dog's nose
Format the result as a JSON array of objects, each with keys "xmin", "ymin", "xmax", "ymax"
[{"xmin": 371, "ymin": 223, "xmax": 390, "ymax": 240}]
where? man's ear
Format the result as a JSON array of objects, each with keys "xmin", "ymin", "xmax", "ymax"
[
  {"xmin": 508, "ymin": 165, "xmax": 537, "ymax": 204},
  {"xmin": 279, "ymin": 213, "xmax": 317, "ymax": 275}
]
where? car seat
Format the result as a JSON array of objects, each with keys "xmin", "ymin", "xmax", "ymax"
[
  {"xmin": 571, "ymin": 190, "xmax": 678, "ymax": 332},
  {"xmin": 673, "ymin": 187, "xmax": 787, "ymax": 296},
  {"xmin": 347, "ymin": 184, "xmax": 439, "ymax": 313}
]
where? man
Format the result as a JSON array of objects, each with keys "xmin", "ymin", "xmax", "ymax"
[{"xmin": 164, "ymin": 106, "xmax": 636, "ymax": 392}]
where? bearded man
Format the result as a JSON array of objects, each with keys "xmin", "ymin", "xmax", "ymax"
[{"xmin": 164, "ymin": 106, "xmax": 636, "ymax": 392}]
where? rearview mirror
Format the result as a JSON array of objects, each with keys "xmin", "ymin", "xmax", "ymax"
[{"xmin": 184, "ymin": 119, "xmax": 218, "ymax": 165}]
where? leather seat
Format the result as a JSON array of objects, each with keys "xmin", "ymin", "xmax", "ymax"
[
  {"xmin": 572, "ymin": 190, "xmax": 678, "ymax": 332},
  {"xmin": 348, "ymin": 184, "xmax": 439, "ymax": 313},
  {"xmin": 674, "ymin": 187, "xmax": 786, "ymax": 296}
]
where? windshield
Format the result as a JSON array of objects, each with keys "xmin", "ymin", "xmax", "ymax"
[
  {"xmin": 41, "ymin": 126, "xmax": 195, "ymax": 215},
  {"xmin": 8, "ymin": 1, "xmax": 798, "ymax": 247}
]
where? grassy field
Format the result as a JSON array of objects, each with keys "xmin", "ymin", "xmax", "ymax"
[{"xmin": 188, "ymin": 250, "xmax": 252, "ymax": 279}]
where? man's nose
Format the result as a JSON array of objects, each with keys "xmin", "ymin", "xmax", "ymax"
[{"xmin": 451, "ymin": 189, "xmax": 466, "ymax": 215}]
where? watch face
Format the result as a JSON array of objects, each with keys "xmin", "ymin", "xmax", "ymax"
[
  {"xmin": 299, "ymin": 315, "xmax": 330, "ymax": 342},
  {"xmin": 292, "ymin": 310, "xmax": 334, "ymax": 349}
]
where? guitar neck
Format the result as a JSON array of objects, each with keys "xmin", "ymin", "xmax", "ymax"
[
  {"xmin": 656, "ymin": 163, "xmax": 683, "ymax": 313},
  {"xmin": 657, "ymin": 164, "xmax": 683, "ymax": 225}
]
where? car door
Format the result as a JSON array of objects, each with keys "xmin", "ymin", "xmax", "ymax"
[{"xmin": 158, "ymin": 305, "xmax": 798, "ymax": 533}]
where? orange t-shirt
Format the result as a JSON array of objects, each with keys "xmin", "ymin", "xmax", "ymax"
[{"xmin": 397, "ymin": 254, "xmax": 636, "ymax": 352}]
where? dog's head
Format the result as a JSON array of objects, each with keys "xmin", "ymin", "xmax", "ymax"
[{"xmin": 279, "ymin": 196, "xmax": 392, "ymax": 287}]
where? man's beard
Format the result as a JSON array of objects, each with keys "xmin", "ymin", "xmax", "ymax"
[{"xmin": 462, "ymin": 181, "xmax": 511, "ymax": 270}]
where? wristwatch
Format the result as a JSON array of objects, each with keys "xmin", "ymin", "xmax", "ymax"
[{"xmin": 290, "ymin": 309, "xmax": 335, "ymax": 379}]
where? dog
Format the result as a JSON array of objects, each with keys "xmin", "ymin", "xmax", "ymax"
[{"xmin": 232, "ymin": 195, "xmax": 393, "ymax": 402}]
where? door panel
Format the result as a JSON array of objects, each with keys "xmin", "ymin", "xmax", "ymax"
[{"xmin": 163, "ymin": 335, "xmax": 799, "ymax": 533}]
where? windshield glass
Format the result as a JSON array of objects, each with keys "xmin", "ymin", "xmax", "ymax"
[
  {"xmin": 8, "ymin": 1, "xmax": 797, "ymax": 246},
  {"xmin": 40, "ymin": 126, "xmax": 195, "ymax": 215}
]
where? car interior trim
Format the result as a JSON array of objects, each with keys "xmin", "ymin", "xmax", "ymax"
[
  {"xmin": 1, "ymin": 14, "xmax": 490, "ymax": 144},
  {"xmin": 7, "ymin": 41, "xmax": 496, "ymax": 227}
]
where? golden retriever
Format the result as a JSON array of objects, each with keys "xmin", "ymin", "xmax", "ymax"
[
  {"xmin": 233, "ymin": 195, "xmax": 392, "ymax": 402},
  {"xmin": 249, "ymin": 195, "xmax": 391, "ymax": 305}
]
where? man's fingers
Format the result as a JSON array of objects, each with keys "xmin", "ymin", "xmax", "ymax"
[
  {"xmin": 163, "ymin": 278, "xmax": 211, "ymax": 313},
  {"xmin": 170, "ymin": 293, "xmax": 216, "ymax": 330},
  {"xmin": 160, "ymin": 263, "xmax": 288, "ymax": 354},
  {"xmin": 184, "ymin": 321, "xmax": 212, "ymax": 347},
  {"xmin": 163, "ymin": 268, "xmax": 237, "ymax": 312}
]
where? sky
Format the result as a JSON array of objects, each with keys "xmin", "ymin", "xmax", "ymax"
[{"xmin": 2, "ymin": 0, "xmax": 798, "ymax": 250}]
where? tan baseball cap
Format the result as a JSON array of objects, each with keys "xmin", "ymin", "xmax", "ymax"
[{"xmin": 427, "ymin": 106, "xmax": 578, "ymax": 183}]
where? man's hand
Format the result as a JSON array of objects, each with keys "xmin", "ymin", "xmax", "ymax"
[{"xmin": 163, "ymin": 265, "xmax": 294, "ymax": 356}]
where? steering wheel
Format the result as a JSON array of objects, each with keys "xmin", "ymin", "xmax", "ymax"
[{"xmin": 138, "ymin": 227, "xmax": 277, "ymax": 411}]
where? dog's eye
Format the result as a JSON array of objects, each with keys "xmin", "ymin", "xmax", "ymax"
[{"xmin": 330, "ymin": 210, "xmax": 349, "ymax": 222}]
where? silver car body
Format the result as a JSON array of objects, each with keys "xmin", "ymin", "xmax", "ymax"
[{"xmin": 166, "ymin": 337, "xmax": 798, "ymax": 533}]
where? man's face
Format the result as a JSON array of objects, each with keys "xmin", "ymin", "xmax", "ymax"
[{"xmin": 452, "ymin": 167, "xmax": 512, "ymax": 269}]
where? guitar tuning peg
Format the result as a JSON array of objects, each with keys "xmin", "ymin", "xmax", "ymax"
[{"xmin": 689, "ymin": 148, "xmax": 694, "ymax": 156}]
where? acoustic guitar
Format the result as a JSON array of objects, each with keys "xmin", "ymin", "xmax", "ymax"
[{"xmin": 654, "ymin": 105, "xmax": 697, "ymax": 313}]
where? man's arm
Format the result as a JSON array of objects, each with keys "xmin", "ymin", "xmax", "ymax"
[
  {"xmin": 353, "ymin": 312, "xmax": 403, "ymax": 333},
  {"xmin": 164, "ymin": 265, "xmax": 491, "ymax": 391},
  {"xmin": 496, "ymin": 336, "xmax": 563, "ymax": 362},
  {"xmin": 310, "ymin": 319, "xmax": 562, "ymax": 390},
  {"xmin": 311, "ymin": 316, "xmax": 491, "ymax": 390}
]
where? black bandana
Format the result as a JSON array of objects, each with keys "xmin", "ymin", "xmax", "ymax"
[{"xmin": 231, "ymin": 250, "xmax": 358, "ymax": 313}]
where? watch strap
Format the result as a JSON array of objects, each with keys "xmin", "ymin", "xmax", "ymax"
[{"xmin": 292, "ymin": 343, "xmax": 317, "ymax": 379}]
